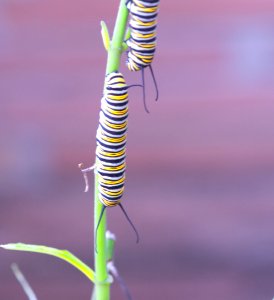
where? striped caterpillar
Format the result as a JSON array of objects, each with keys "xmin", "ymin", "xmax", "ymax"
[
  {"xmin": 125, "ymin": 0, "xmax": 160, "ymax": 112},
  {"xmin": 95, "ymin": 72, "xmax": 139, "ymax": 244}
]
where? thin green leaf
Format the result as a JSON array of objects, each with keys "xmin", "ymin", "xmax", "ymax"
[
  {"xmin": 1, "ymin": 243, "xmax": 95, "ymax": 283},
  {"xmin": 101, "ymin": 20, "xmax": 110, "ymax": 51},
  {"xmin": 124, "ymin": 27, "xmax": 131, "ymax": 41},
  {"xmin": 122, "ymin": 42, "xmax": 128, "ymax": 52}
]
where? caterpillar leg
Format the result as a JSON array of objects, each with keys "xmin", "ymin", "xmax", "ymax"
[{"xmin": 78, "ymin": 163, "xmax": 96, "ymax": 192}]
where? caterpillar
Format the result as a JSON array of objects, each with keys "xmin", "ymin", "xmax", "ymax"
[
  {"xmin": 95, "ymin": 71, "xmax": 139, "ymax": 245},
  {"xmin": 125, "ymin": 0, "xmax": 160, "ymax": 112}
]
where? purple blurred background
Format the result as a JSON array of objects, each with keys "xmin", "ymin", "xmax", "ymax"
[{"xmin": 1, "ymin": 0, "xmax": 274, "ymax": 299}]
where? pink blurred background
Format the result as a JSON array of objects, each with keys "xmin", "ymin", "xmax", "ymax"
[{"xmin": 1, "ymin": 0, "xmax": 274, "ymax": 299}]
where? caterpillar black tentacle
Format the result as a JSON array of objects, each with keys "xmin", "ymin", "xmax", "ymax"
[
  {"xmin": 119, "ymin": 203, "xmax": 139, "ymax": 243},
  {"xmin": 148, "ymin": 64, "xmax": 159, "ymax": 101},
  {"xmin": 95, "ymin": 205, "xmax": 106, "ymax": 253}
]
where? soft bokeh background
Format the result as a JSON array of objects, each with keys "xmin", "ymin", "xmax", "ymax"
[{"xmin": 1, "ymin": 0, "xmax": 274, "ymax": 299}]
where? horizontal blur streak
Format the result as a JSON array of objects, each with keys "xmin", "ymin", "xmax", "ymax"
[{"xmin": 1, "ymin": 0, "xmax": 274, "ymax": 299}]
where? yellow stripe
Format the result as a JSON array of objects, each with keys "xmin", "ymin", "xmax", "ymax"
[
  {"xmin": 100, "ymin": 177, "xmax": 125, "ymax": 185},
  {"xmin": 137, "ymin": 6, "xmax": 158, "ymax": 13},
  {"xmin": 103, "ymin": 189, "xmax": 124, "ymax": 197},
  {"xmin": 101, "ymin": 163, "xmax": 125, "ymax": 171},
  {"xmin": 135, "ymin": 42, "xmax": 156, "ymax": 49},
  {"xmin": 106, "ymin": 107, "xmax": 128, "ymax": 115},
  {"xmin": 101, "ymin": 132, "xmax": 126, "ymax": 141},
  {"xmin": 135, "ymin": 1, "xmax": 158, "ymax": 9},
  {"xmin": 105, "ymin": 120, "xmax": 127, "ymax": 130},
  {"xmin": 102, "ymin": 137, "xmax": 126, "ymax": 143},
  {"xmin": 108, "ymin": 83, "xmax": 126, "ymax": 89},
  {"xmin": 108, "ymin": 94, "xmax": 128, "ymax": 101},
  {"xmin": 134, "ymin": 56, "xmax": 153, "ymax": 64},
  {"xmin": 134, "ymin": 52, "xmax": 153, "ymax": 59},
  {"xmin": 98, "ymin": 149, "xmax": 126, "ymax": 157},
  {"xmin": 101, "ymin": 198, "xmax": 121, "ymax": 207},
  {"xmin": 127, "ymin": 61, "xmax": 140, "ymax": 71},
  {"xmin": 108, "ymin": 77, "xmax": 126, "ymax": 85},
  {"xmin": 133, "ymin": 18, "xmax": 156, "ymax": 27},
  {"xmin": 134, "ymin": 32, "xmax": 155, "ymax": 39}
]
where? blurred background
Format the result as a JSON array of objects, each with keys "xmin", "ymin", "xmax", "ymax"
[{"xmin": 1, "ymin": 0, "xmax": 274, "ymax": 299}]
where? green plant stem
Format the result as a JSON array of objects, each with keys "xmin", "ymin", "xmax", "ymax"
[
  {"xmin": 94, "ymin": 1, "xmax": 129, "ymax": 300},
  {"xmin": 106, "ymin": 0, "xmax": 129, "ymax": 74}
]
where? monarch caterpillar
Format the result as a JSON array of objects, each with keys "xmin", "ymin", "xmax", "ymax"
[
  {"xmin": 125, "ymin": 0, "xmax": 160, "ymax": 112},
  {"xmin": 95, "ymin": 71, "xmax": 139, "ymax": 246}
]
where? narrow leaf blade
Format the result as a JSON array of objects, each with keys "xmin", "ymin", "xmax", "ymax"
[{"xmin": 1, "ymin": 243, "xmax": 95, "ymax": 283}]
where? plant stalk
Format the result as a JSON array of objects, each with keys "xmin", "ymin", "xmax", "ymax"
[{"xmin": 94, "ymin": 1, "xmax": 129, "ymax": 299}]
